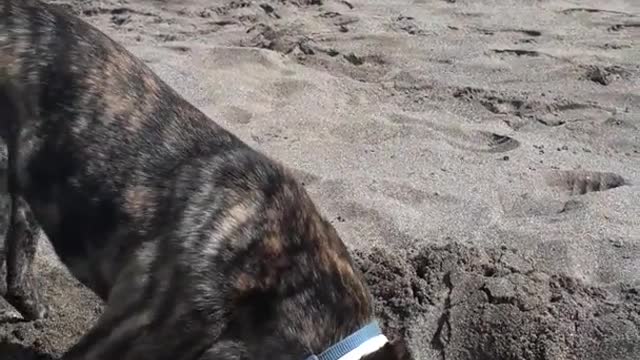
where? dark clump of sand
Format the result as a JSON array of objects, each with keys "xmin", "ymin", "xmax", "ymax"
[{"xmin": 354, "ymin": 243, "xmax": 640, "ymax": 360}]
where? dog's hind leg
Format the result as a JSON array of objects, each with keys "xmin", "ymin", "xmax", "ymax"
[
  {"xmin": 4, "ymin": 194, "xmax": 48, "ymax": 320},
  {"xmin": 0, "ymin": 86, "xmax": 47, "ymax": 320},
  {"xmin": 0, "ymin": 154, "xmax": 46, "ymax": 322}
]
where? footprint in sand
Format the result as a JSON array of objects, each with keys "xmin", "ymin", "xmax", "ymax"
[
  {"xmin": 389, "ymin": 16, "xmax": 426, "ymax": 36},
  {"xmin": 603, "ymin": 117, "xmax": 637, "ymax": 130},
  {"xmin": 271, "ymin": 79, "xmax": 316, "ymax": 100},
  {"xmin": 452, "ymin": 87, "xmax": 614, "ymax": 129},
  {"xmin": 581, "ymin": 65, "xmax": 633, "ymax": 85},
  {"xmin": 559, "ymin": 7, "xmax": 638, "ymax": 29},
  {"xmin": 367, "ymin": 179, "xmax": 437, "ymax": 206},
  {"xmin": 221, "ymin": 106, "xmax": 253, "ymax": 125},
  {"xmin": 387, "ymin": 113, "xmax": 520, "ymax": 154},
  {"xmin": 558, "ymin": 7, "xmax": 640, "ymax": 34},
  {"xmin": 545, "ymin": 170, "xmax": 627, "ymax": 195},
  {"xmin": 319, "ymin": 11, "xmax": 359, "ymax": 32}
]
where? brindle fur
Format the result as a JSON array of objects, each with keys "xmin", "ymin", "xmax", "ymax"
[{"xmin": 0, "ymin": 1, "xmax": 411, "ymax": 359}]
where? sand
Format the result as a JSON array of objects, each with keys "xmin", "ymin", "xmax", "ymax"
[{"xmin": 1, "ymin": 0, "xmax": 639, "ymax": 359}]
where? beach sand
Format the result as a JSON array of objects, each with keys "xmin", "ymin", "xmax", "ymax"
[{"xmin": 1, "ymin": 0, "xmax": 640, "ymax": 358}]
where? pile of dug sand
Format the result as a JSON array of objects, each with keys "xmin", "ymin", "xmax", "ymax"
[
  {"xmin": 2, "ymin": 0, "xmax": 640, "ymax": 359},
  {"xmin": 356, "ymin": 243, "xmax": 640, "ymax": 359},
  {"xmin": 2, "ymin": 244, "xmax": 639, "ymax": 359}
]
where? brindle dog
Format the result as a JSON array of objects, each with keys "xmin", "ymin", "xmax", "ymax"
[{"xmin": 0, "ymin": 1, "xmax": 411, "ymax": 359}]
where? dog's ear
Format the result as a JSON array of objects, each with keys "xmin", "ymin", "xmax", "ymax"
[{"xmin": 361, "ymin": 338, "xmax": 412, "ymax": 360}]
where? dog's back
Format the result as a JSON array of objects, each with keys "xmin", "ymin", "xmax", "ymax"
[
  {"xmin": 0, "ymin": 1, "xmax": 410, "ymax": 359},
  {"xmin": 1, "ymin": 0, "xmax": 245, "ymax": 298}
]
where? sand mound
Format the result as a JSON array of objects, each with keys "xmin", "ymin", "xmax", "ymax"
[
  {"xmin": 355, "ymin": 243, "xmax": 640, "ymax": 360},
  {"xmin": 2, "ymin": 242, "xmax": 639, "ymax": 360}
]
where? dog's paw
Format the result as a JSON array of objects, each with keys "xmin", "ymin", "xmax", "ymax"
[
  {"xmin": 23, "ymin": 300, "xmax": 49, "ymax": 321},
  {"xmin": 15, "ymin": 295, "xmax": 49, "ymax": 321},
  {"xmin": 6, "ymin": 283, "xmax": 49, "ymax": 321}
]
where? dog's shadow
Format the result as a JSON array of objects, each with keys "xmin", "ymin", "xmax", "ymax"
[{"xmin": 0, "ymin": 342, "xmax": 57, "ymax": 360}]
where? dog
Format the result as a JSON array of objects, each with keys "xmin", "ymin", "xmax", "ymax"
[{"xmin": 0, "ymin": 1, "xmax": 411, "ymax": 359}]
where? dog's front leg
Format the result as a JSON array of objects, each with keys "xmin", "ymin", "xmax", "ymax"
[
  {"xmin": 5, "ymin": 195, "xmax": 48, "ymax": 320},
  {"xmin": 60, "ymin": 305, "xmax": 153, "ymax": 360},
  {"xmin": 60, "ymin": 254, "xmax": 215, "ymax": 360},
  {"xmin": 60, "ymin": 295, "xmax": 212, "ymax": 360}
]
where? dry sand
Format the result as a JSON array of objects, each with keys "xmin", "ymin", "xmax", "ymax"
[{"xmin": 1, "ymin": 0, "xmax": 640, "ymax": 359}]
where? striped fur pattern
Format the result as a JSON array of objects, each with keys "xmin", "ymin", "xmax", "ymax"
[{"xmin": 0, "ymin": 1, "xmax": 410, "ymax": 359}]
